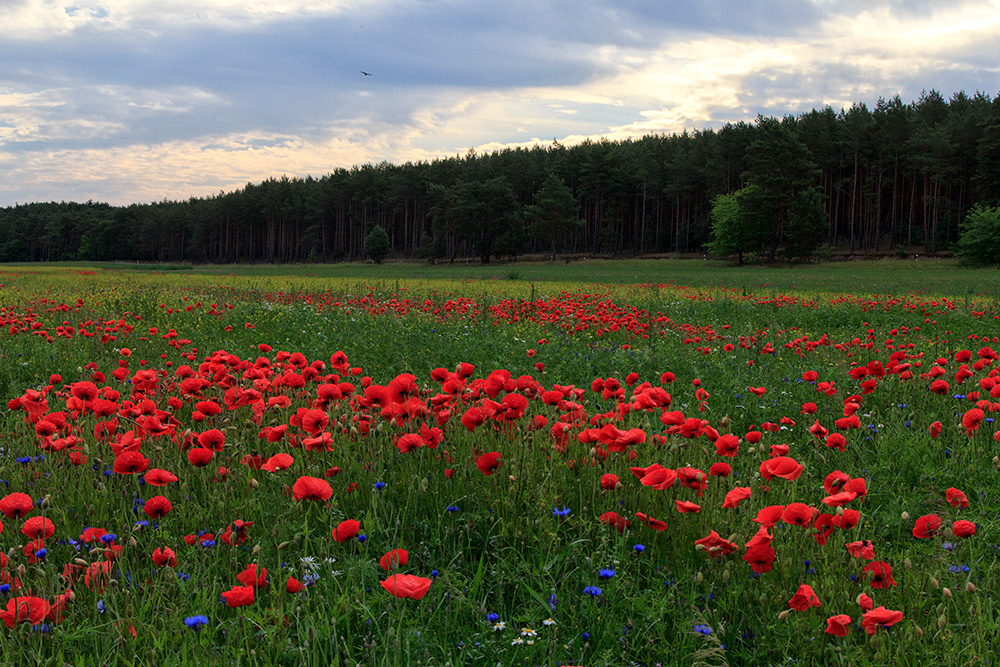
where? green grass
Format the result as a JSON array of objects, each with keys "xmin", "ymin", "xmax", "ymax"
[{"xmin": 0, "ymin": 260, "xmax": 997, "ymax": 666}]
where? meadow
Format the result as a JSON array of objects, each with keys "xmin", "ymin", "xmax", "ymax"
[{"xmin": 0, "ymin": 259, "xmax": 998, "ymax": 666}]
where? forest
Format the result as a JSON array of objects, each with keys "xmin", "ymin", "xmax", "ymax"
[{"xmin": 1, "ymin": 89, "xmax": 998, "ymax": 264}]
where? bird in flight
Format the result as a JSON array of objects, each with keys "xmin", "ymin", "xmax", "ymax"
[{"xmin": 361, "ymin": 71, "xmax": 372, "ymax": 76}]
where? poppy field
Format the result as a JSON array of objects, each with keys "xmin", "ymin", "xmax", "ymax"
[{"xmin": 0, "ymin": 262, "xmax": 999, "ymax": 666}]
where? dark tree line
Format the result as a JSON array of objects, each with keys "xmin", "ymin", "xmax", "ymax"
[{"xmin": 2, "ymin": 90, "xmax": 998, "ymax": 264}]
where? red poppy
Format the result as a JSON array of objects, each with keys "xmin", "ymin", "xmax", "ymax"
[
  {"xmin": 598, "ymin": 511, "xmax": 631, "ymax": 534},
  {"xmin": 856, "ymin": 593, "xmax": 874, "ymax": 612},
  {"xmin": 861, "ymin": 606, "xmax": 903, "ymax": 635},
  {"xmin": 912, "ymin": 514, "xmax": 941, "ymax": 538},
  {"xmin": 638, "ymin": 466, "xmax": 677, "ymax": 490},
  {"xmin": 0, "ymin": 492, "xmax": 34, "ymax": 519},
  {"xmin": 962, "ymin": 408, "xmax": 984, "ymax": 435},
  {"xmin": 708, "ymin": 462, "xmax": 731, "ymax": 477},
  {"xmin": 722, "ymin": 486, "xmax": 751, "ymax": 509},
  {"xmin": 143, "ymin": 468, "xmax": 178, "ymax": 486},
  {"xmin": 261, "ymin": 453, "xmax": 294, "ymax": 472},
  {"xmin": 928, "ymin": 421, "xmax": 943, "ymax": 438},
  {"xmin": 292, "ymin": 476, "xmax": 333, "ymax": 502},
  {"xmin": 782, "ymin": 503, "xmax": 814, "ymax": 527},
  {"xmin": 236, "ymin": 564, "xmax": 267, "ymax": 588},
  {"xmin": 151, "ymin": 546, "xmax": 177, "ymax": 567},
  {"xmin": 21, "ymin": 516, "xmax": 55, "ymax": 540},
  {"xmin": 187, "ymin": 448, "xmax": 214, "ymax": 467},
  {"xmin": 713, "ymin": 434, "xmax": 740, "ymax": 457},
  {"xmin": 395, "ymin": 434, "xmax": 424, "ymax": 453},
  {"xmin": 676, "ymin": 500, "xmax": 701, "ymax": 513},
  {"xmin": 753, "ymin": 505, "xmax": 785, "ymax": 528},
  {"xmin": 380, "ymin": 549, "xmax": 409, "ymax": 571},
  {"xmin": 84, "ymin": 560, "xmax": 113, "ymax": 592},
  {"xmin": 862, "ymin": 561, "xmax": 896, "ymax": 589},
  {"xmin": 952, "ymin": 519, "xmax": 976, "ymax": 538},
  {"xmin": 380, "ymin": 574, "xmax": 433, "ymax": 600},
  {"xmin": 787, "ymin": 583, "xmax": 821, "ymax": 611},
  {"xmin": 197, "ymin": 429, "xmax": 226, "ymax": 452},
  {"xmin": 634, "ymin": 512, "xmax": 668, "ymax": 531},
  {"xmin": 742, "ymin": 543, "xmax": 776, "ymax": 573},
  {"xmin": 825, "ymin": 433, "xmax": 847, "ymax": 452},
  {"xmin": 946, "ymin": 487, "xmax": 969, "ymax": 509},
  {"xmin": 694, "ymin": 530, "xmax": 738, "ymax": 558},
  {"xmin": 222, "ymin": 585, "xmax": 255, "ymax": 607},
  {"xmin": 600, "ymin": 473, "xmax": 620, "ymax": 490},
  {"xmin": 759, "ymin": 456, "xmax": 804, "ymax": 481},
  {"xmin": 835, "ymin": 509, "xmax": 861, "ymax": 530},
  {"xmin": 846, "ymin": 540, "xmax": 875, "ymax": 559},
  {"xmin": 0, "ymin": 596, "xmax": 51, "ymax": 628},
  {"xmin": 825, "ymin": 614, "xmax": 852, "ymax": 637},
  {"xmin": 476, "ymin": 452, "xmax": 502, "ymax": 476},
  {"xmin": 824, "ymin": 470, "xmax": 850, "ymax": 494},
  {"xmin": 113, "ymin": 450, "xmax": 150, "ymax": 474},
  {"xmin": 821, "ymin": 491, "xmax": 857, "ymax": 507},
  {"xmin": 333, "ymin": 519, "xmax": 361, "ymax": 542},
  {"xmin": 143, "ymin": 496, "xmax": 172, "ymax": 519},
  {"xmin": 808, "ymin": 420, "xmax": 828, "ymax": 439},
  {"xmin": 286, "ymin": 576, "xmax": 305, "ymax": 593}
]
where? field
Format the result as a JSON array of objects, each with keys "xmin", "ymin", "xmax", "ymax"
[{"xmin": 0, "ymin": 258, "xmax": 999, "ymax": 666}]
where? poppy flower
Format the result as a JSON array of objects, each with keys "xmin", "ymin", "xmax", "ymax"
[
  {"xmin": 713, "ymin": 434, "xmax": 740, "ymax": 457},
  {"xmin": 261, "ymin": 453, "xmax": 294, "ymax": 472},
  {"xmin": 808, "ymin": 420, "xmax": 828, "ymax": 439},
  {"xmin": 634, "ymin": 512, "xmax": 668, "ymax": 531},
  {"xmin": 476, "ymin": 452, "xmax": 502, "ymax": 476},
  {"xmin": 846, "ymin": 540, "xmax": 875, "ymax": 559},
  {"xmin": 945, "ymin": 487, "xmax": 969, "ymax": 509},
  {"xmin": 144, "ymin": 468, "xmax": 178, "ymax": 486},
  {"xmin": 236, "ymin": 564, "xmax": 267, "ymax": 588},
  {"xmin": 782, "ymin": 503, "xmax": 814, "ymax": 527},
  {"xmin": 787, "ymin": 583, "xmax": 821, "ymax": 611},
  {"xmin": 638, "ymin": 466, "xmax": 677, "ymax": 490},
  {"xmin": 676, "ymin": 500, "xmax": 701, "ymax": 514},
  {"xmin": 825, "ymin": 433, "xmax": 847, "ymax": 452},
  {"xmin": 952, "ymin": 519, "xmax": 976, "ymax": 538},
  {"xmin": 21, "ymin": 516, "xmax": 55, "ymax": 540},
  {"xmin": 862, "ymin": 561, "xmax": 896, "ymax": 589},
  {"xmin": 928, "ymin": 421, "xmax": 942, "ymax": 438},
  {"xmin": 395, "ymin": 434, "xmax": 423, "ymax": 454},
  {"xmin": 84, "ymin": 560, "xmax": 113, "ymax": 592},
  {"xmin": 856, "ymin": 593, "xmax": 874, "ymax": 612},
  {"xmin": 222, "ymin": 585, "xmax": 255, "ymax": 607},
  {"xmin": 600, "ymin": 474, "xmax": 620, "ymax": 490},
  {"xmin": 912, "ymin": 514, "xmax": 941, "ymax": 538},
  {"xmin": 825, "ymin": 614, "xmax": 852, "ymax": 637},
  {"xmin": 861, "ymin": 606, "xmax": 903, "ymax": 635},
  {"xmin": 113, "ymin": 450, "xmax": 150, "ymax": 474},
  {"xmin": 835, "ymin": 509, "xmax": 861, "ymax": 530},
  {"xmin": 598, "ymin": 511, "xmax": 631, "ymax": 534},
  {"xmin": 187, "ymin": 448, "xmax": 214, "ymax": 467},
  {"xmin": 821, "ymin": 491, "xmax": 858, "ymax": 507},
  {"xmin": 753, "ymin": 505, "xmax": 785, "ymax": 528},
  {"xmin": 292, "ymin": 476, "xmax": 333, "ymax": 502},
  {"xmin": 722, "ymin": 486, "xmax": 751, "ymax": 509},
  {"xmin": 0, "ymin": 596, "xmax": 51, "ymax": 628},
  {"xmin": 286, "ymin": 576, "xmax": 305, "ymax": 593},
  {"xmin": 380, "ymin": 574, "xmax": 433, "ymax": 600},
  {"xmin": 0, "ymin": 492, "xmax": 34, "ymax": 519},
  {"xmin": 694, "ymin": 530, "xmax": 738, "ymax": 558},
  {"xmin": 380, "ymin": 549, "xmax": 409, "ymax": 571},
  {"xmin": 152, "ymin": 546, "xmax": 177, "ymax": 567},
  {"xmin": 197, "ymin": 429, "xmax": 226, "ymax": 452},
  {"xmin": 962, "ymin": 408, "xmax": 984, "ymax": 435},
  {"xmin": 742, "ymin": 543, "xmax": 776, "ymax": 573},
  {"xmin": 143, "ymin": 495, "xmax": 173, "ymax": 519},
  {"xmin": 759, "ymin": 456, "xmax": 804, "ymax": 481},
  {"xmin": 708, "ymin": 462, "xmax": 731, "ymax": 477},
  {"xmin": 333, "ymin": 519, "xmax": 361, "ymax": 542}
]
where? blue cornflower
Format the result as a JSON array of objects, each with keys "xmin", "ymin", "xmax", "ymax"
[
  {"xmin": 582, "ymin": 632, "xmax": 590, "ymax": 641},
  {"xmin": 694, "ymin": 624, "xmax": 713, "ymax": 635},
  {"xmin": 0, "ymin": 584, "xmax": 10, "ymax": 594},
  {"xmin": 97, "ymin": 600, "xmax": 107, "ymax": 614},
  {"xmin": 35, "ymin": 548, "xmax": 46, "ymax": 559},
  {"xmin": 633, "ymin": 544, "xmax": 645, "ymax": 553},
  {"xmin": 552, "ymin": 506, "xmax": 571, "ymax": 517},
  {"xmin": 185, "ymin": 615, "xmax": 209, "ymax": 630},
  {"xmin": 598, "ymin": 568, "xmax": 616, "ymax": 579},
  {"xmin": 446, "ymin": 505, "xmax": 459, "ymax": 513},
  {"xmin": 548, "ymin": 593, "xmax": 557, "ymax": 611},
  {"xmin": 374, "ymin": 482, "xmax": 386, "ymax": 490},
  {"xmin": 100, "ymin": 534, "xmax": 117, "ymax": 544},
  {"xmin": 431, "ymin": 570, "xmax": 439, "ymax": 578},
  {"xmin": 177, "ymin": 572, "xmax": 190, "ymax": 582},
  {"xmin": 583, "ymin": 585, "xmax": 602, "ymax": 597},
  {"xmin": 357, "ymin": 534, "xmax": 367, "ymax": 543},
  {"xmin": 15, "ymin": 457, "xmax": 31, "ymax": 464},
  {"xmin": 487, "ymin": 613, "xmax": 500, "ymax": 622},
  {"xmin": 200, "ymin": 539, "xmax": 215, "ymax": 548}
]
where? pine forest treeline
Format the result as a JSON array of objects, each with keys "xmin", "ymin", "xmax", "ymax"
[{"xmin": 3, "ymin": 90, "xmax": 999, "ymax": 264}]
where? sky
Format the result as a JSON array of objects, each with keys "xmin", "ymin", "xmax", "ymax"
[{"xmin": 1, "ymin": 0, "xmax": 999, "ymax": 206}]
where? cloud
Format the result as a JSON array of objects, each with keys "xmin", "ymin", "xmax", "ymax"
[{"xmin": 0, "ymin": 0, "xmax": 997, "ymax": 205}]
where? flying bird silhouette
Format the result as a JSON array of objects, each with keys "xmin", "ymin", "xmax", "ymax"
[{"xmin": 361, "ymin": 71, "xmax": 372, "ymax": 76}]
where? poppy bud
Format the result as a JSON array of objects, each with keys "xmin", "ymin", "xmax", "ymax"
[
  {"xmin": 723, "ymin": 569, "xmax": 730, "ymax": 582},
  {"xmin": 694, "ymin": 544, "xmax": 705, "ymax": 551},
  {"xmin": 993, "ymin": 455, "xmax": 999, "ymax": 465},
  {"xmin": 128, "ymin": 536, "xmax": 137, "ymax": 548},
  {"xmin": 817, "ymin": 454, "xmax": 826, "ymax": 464},
  {"xmin": 250, "ymin": 478, "xmax": 259, "ymax": 489},
  {"xmin": 943, "ymin": 587, "xmax": 952, "ymax": 598},
  {"xmin": 930, "ymin": 577, "xmax": 939, "ymax": 589},
  {"xmin": 938, "ymin": 614, "xmax": 947, "ymax": 628},
  {"xmin": 904, "ymin": 558, "xmax": 912, "ymax": 569},
  {"xmin": 759, "ymin": 594, "xmax": 768, "ymax": 605},
  {"xmin": 937, "ymin": 603, "xmax": 945, "ymax": 616},
  {"xmin": 508, "ymin": 475, "xmax": 515, "ymax": 482},
  {"xmin": 17, "ymin": 564, "xmax": 26, "ymax": 576},
  {"xmin": 40, "ymin": 495, "xmax": 51, "ymax": 510},
  {"xmin": 695, "ymin": 572, "xmax": 703, "ymax": 584},
  {"xmin": 747, "ymin": 447, "xmax": 756, "ymax": 455},
  {"xmin": 966, "ymin": 582, "xmax": 977, "ymax": 594},
  {"xmin": 901, "ymin": 511, "xmax": 910, "ymax": 520},
  {"xmin": 278, "ymin": 542, "xmax": 289, "ymax": 550},
  {"xmin": 778, "ymin": 610, "xmax": 791, "ymax": 620},
  {"xmin": 913, "ymin": 625, "xmax": 923, "ymax": 639},
  {"xmin": 252, "ymin": 545, "xmax": 261, "ymax": 555},
  {"xmin": 74, "ymin": 558, "xmax": 88, "ymax": 566},
  {"xmin": 65, "ymin": 589, "xmax": 75, "ymax": 602}
]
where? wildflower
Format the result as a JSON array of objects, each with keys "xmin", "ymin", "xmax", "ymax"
[
  {"xmin": 825, "ymin": 614, "xmax": 851, "ymax": 637},
  {"xmin": 380, "ymin": 574, "xmax": 433, "ymax": 600},
  {"xmin": 511, "ymin": 637, "xmax": 524, "ymax": 645},
  {"xmin": 446, "ymin": 505, "xmax": 459, "ymax": 513},
  {"xmin": 598, "ymin": 568, "xmax": 616, "ymax": 579},
  {"xmin": 374, "ymin": 482, "xmax": 386, "ymax": 490},
  {"xmin": 633, "ymin": 544, "xmax": 645, "ymax": 553},
  {"xmin": 184, "ymin": 615, "xmax": 209, "ymax": 630},
  {"xmin": 583, "ymin": 585, "xmax": 602, "ymax": 597},
  {"xmin": 552, "ymin": 506, "xmax": 571, "ymax": 517},
  {"xmin": 861, "ymin": 606, "xmax": 903, "ymax": 635},
  {"xmin": 693, "ymin": 624, "xmax": 713, "ymax": 635},
  {"xmin": 521, "ymin": 627, "xmax": 537, "ymax": 637},
  {"xmin": 543, "ymin": 618, "xmax": 556, "ymax": 626},
  {"xmin": 493, "ymin": 620, "xmax": 506, "ymax": 632}
]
